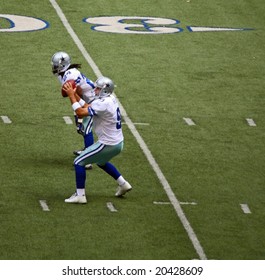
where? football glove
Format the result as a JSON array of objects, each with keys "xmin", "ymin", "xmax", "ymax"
[{"xmin": 74, "ymin": 115, "xmax": 84, "ymax": 135}]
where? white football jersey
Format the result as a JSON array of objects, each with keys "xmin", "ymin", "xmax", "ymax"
[
  {"xmin": 89, "ymin": 95, "xmax": 123, "ymax": 145},
  {"xmin": 58, "ymin": 68, "xmax": 95, "ymax": 103}
]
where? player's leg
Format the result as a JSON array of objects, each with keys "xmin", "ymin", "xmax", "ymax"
[
  {"xmin": 83, "ymin": 116, "xmax": 94, "ymax": 148},
  {"xmin": 82, "ymin": 116, "xmax": 94, "ymax": 169},
  {"xmin": 64, "ymin": 164, "xmax": 87, "ymax": 204},
  {"xmin": 65, "ymin": 142, "xmax": 105, "ymax": 204},
  {"xmin": 97, "ymin": 162, "xmax": 132, "ymax": 197},
  {"xmin": 73, "ymin": 116, "xmax": 94, "ymax": 169},
  {"xmin": 96, "ymin": 142, "xmax": 132, "ymax": 197},
  {"xmin": 65, "ymin": 141, "xmax": 132, "ymax": 203}
]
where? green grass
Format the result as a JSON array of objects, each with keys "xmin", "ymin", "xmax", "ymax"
[{"xmin": 0, "ymin": 0, "xmax": 265, "ymax": 260}]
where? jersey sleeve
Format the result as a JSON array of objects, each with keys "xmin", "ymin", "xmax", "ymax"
[
  {"xmin": 62, "ymin": 69, "xmax": 80, "ymax": 84},
  {"xmin": 90, "ymin": 99, "xmax": 107, "ymax": 116}
]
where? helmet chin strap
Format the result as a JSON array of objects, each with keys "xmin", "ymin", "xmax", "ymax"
[{"xmin": 52, "ymin": 66, "xmax": 59, "ymax": 75}]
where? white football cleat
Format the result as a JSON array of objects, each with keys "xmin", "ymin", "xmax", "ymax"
[
  {"xmin": 65, "ymin": 193, "xmax": 87, "ymax": 204},
  {"xmin": 115, "ymin": 181, "xmax": 132, "ymax": 197},
  {"xmin": 73, "ymin": 149, "xmax": 83, "ymax": 156},
  {"xmin": 85, "ymin": 164, "xmax": 93, "ymax": 170}
]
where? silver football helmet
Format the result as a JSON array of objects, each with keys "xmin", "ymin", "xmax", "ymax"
[
  {"xmin": 94, "ymin": 76, "xmax": 114, "ymax": 97},
  {"xmin": 51, "ymin": 51, "xmax": 71, "ymax": 74}
]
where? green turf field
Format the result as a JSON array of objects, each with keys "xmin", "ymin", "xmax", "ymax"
[{"xmin": 0, "ymin": 0, "xmax": 265, "ymax": 260}]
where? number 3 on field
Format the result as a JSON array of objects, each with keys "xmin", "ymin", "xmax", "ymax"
[{"xmin": 83, "ymin": 16, "xmax": 182, "ymax": 34}]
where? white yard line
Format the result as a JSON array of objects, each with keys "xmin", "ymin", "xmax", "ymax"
[
  {"xmin": 183, "ymin": 117, "xmax": 196, "ymax": 126},
  {"xmin": 49, "ymin": 0, "xmax": 101, "ymax": 78},
  {"xmin": 122, "ymin": 122, "xmax": 150, "ymax": 126},
  {"xmin": 133, "ymin": 122, "xmax": 150, "ymax": 126},
  {"xmin": 106, "ymin": 202, "xmax": 118, "ymax": 212},
  {"xmin": 50, "ymin": 0, "xmax": 207, "ymax": 260},
  {"xmin": 63, "ymin": 116, "xmax": 73, "ymax": 124},
  {"xmin": 180, "ymin": 202, "xmax": 197, "ymax": 205},
  {"xmin": 153, "ymin": 201, "xmax": 197, "ymax": 205},
  {"xmin": 153, "ymin": 201, "xmax": 171, "ymax": 205},
  {"xmin": 39, "ymin": 200, "xmax": 50, "ymax": 211},
  {"xmin": 240, "ymin": 204, "xmax": 251, "ymax": 214},
  {"xmin": 1, "ymin": 116, "xmax": 12, "ymax": 124},
  {"xmin": 246, "ymin": 118, "xmax": 256, "ymax": 127}
]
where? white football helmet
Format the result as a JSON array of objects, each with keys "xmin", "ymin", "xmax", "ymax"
[
  {"xmin": 51, "ymin": 51, "xmax": 71, "ymax": 74},
  {"xmin": 94, "ymin": 77, "xmax": 114, "ymax": 97}
]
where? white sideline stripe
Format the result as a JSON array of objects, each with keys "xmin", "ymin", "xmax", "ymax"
[
  {"xmin": 63, "ymin": 116, "xmax": 73, "ymax": 124},
  {"xmin": 1, "ymin": 115, "xmax": 12, "ymax": 124},
  {"xmin": 240, "ymin": 204, "xmax": 251, "ymax": 214},
  {"xmin": 50, "ymin": 0, "xmax": 101, "ymax": 77},
  {"xmin": 153, "ymin": 201, "xmax": 197, "ymax": 205},
  {"xmin": 183, "ymin": 117, "xmax": 196, "ymax": 126},
  {"xmin": 246, "ymin": 118, "xmax": 256, "ymax": 127},
  {"xmin": 39, "ymin": 200, "xmax": 50, "ymax": 211},
  {"xmin": 106, "ymin": 202, "xmax": 118, "ymax": 212},
  {"xmin": 50, "ymin": 0, "xmax": 207, "ymax": 260}
]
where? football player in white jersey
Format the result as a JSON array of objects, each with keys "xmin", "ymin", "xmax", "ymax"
[
  {"xmin": 51, "ymin": 51, "xmax": 95, "ymax": 168},
  {"xmin": 62, "ymin": 76, "xmax": 132, "ymax": 203}
]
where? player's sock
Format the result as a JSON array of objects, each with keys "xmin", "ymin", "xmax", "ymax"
[
  {"xmin": 116, "ymin": 176, "xmax": 126, "ymax": 186},
  {"xmin": 75, "ymin": 165, "xmax": 86, "ymax": 188},
  {"xmin": 76, "ymin": 188, "xmax": 85, "ymax": 196},
  {"xmin": 84, "ymin": 131, "xmax": 94, "ymax": 148},
  {"xmin": 98, "ymin": 162, "xmax": 121, "ymax": 180}
]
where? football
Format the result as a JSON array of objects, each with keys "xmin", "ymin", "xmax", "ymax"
[{"xmin": 61, "ymin": 79, "xmax": 76, "ymax": 97}]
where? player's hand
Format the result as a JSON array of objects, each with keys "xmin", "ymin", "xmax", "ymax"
[
  {"xmin": 62, "ymin": 82, "xmax": 76, "ymax": 97},
  {"xmin": 74, "ymin": 115, "xmax": 84, "ymax": 135}
]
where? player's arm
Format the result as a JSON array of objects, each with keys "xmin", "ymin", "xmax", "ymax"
[
  {"xmin": 63, "ymin": 82, "xmax": 92, "ymax": 118},
  {"xmin": 71, "ymin": 93, "xmax": 87, "ymax": 134},
  {"xmin": 73, "ymin": 92, "xmax": 89, "ymax": 109}
]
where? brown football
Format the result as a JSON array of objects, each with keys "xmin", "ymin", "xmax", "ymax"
[{"xmin": 61, "ymin": 79, "xmax": 76, "ymax": 97}]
